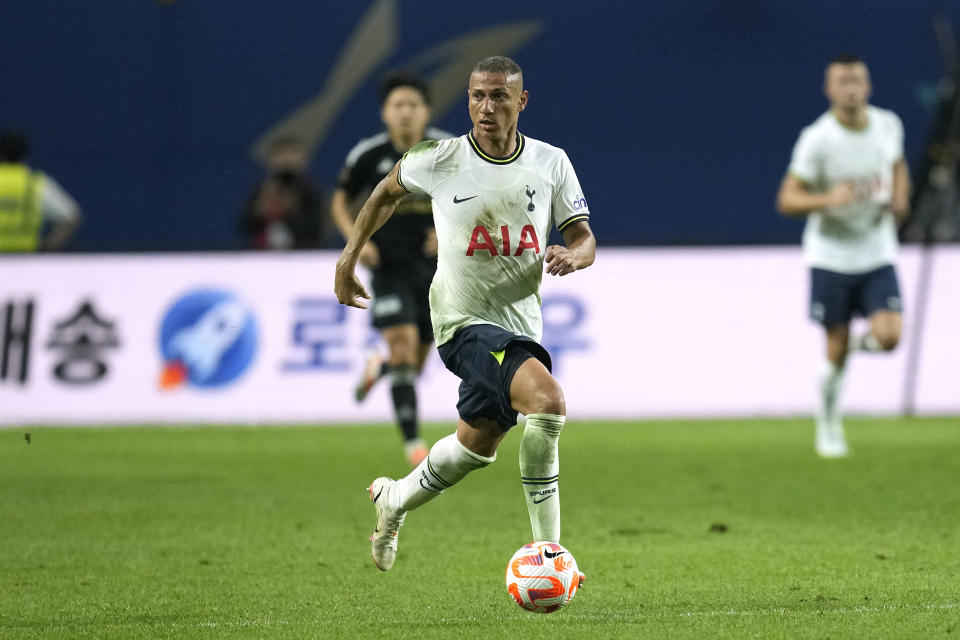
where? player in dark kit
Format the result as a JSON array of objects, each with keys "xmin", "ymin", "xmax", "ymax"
[{"xmin": 331, "ymin": 71, "xmax": 453, "ymax": 466}]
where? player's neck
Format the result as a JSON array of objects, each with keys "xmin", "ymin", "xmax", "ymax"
[
  {"xmin": 830, "ymin": 105, "xmax": 868, "ymax": 131},
  {"xmin": 471, "ymin": 127, "xmax": 518, "ymax": 158}
]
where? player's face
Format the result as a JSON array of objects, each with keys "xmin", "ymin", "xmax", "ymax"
[
  {"xmin": 825, "ymin": 62, "xmax": 871, "ymax": 112},
  {"xmin": 468, "ymin": 72, "xmax": 528, "ymax": 138},
  {"xmin": 267, "ymin": 143, "xmax": 306, "ymax": 174},
  {"xmin": 381, "ymin": 87, "xmax": 430, "ymax": 140}
]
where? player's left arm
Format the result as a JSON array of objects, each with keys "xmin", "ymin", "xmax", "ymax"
[
  {"xmin": 545, "ymin": 220, "xmax": 595, "ymax": 277},
  {"xmin": 890, "ymin": 158, "xmax": 911, "ymax": 223}
]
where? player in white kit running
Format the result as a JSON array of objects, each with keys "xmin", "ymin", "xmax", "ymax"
[
  {"xmin": 777, "ymin": 54, "xmax": 911, "ymax": 457},
  {"xmin": 334, "ymin": 56, "xmax": 595, "ymax": 574}
]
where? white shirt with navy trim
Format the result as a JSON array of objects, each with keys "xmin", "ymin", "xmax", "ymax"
[
  {"xmin": 398, "ymin": 131, "xmax": 589, "ymax": 345},
  {"xmin": 788, "ymin": 105, "xmax": 903, "ymax": 274}
]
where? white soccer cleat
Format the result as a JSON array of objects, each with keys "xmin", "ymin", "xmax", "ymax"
[
  {"xmin": 354, "ymin": 351, "xmax": 384, "ymax": 403},
  {"xmin": 815, "ymin": 430, "xmax": 849, "ymax": 458},
  {"xmin": 368, "ymin": 477, "xmax": 406, "ymax": 571},
  {"xmin": 815, "ymin": 413, "xmax": 849, "ymax": 458},
  {"xmin": 816, "ymin": 439, "xmax": 848, "ymax": 458}
]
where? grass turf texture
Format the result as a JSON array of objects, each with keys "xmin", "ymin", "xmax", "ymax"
[{"xmin": 1, "ymin": 418, "xmax": 958, "ymax": 639}]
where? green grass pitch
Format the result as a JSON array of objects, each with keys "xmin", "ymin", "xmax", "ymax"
[{"xmin": 1, "ymin": 418, "xmax": 958, "ymax": 639}]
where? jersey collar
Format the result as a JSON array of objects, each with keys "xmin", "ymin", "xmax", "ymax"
[{"xmin": 467, "ymin": 130, "xmax": 525, "ymax": 165}]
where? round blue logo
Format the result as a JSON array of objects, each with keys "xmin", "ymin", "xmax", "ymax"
[{"xmin": 158, "ymin": 289, "xmax": 258, "ymax": 389}]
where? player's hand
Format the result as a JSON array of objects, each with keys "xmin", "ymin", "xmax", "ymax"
[
  {"xmin": 544, "ymin": 245, "xmax": 578, "ymax": 276},
  {"xmin": 423, "ymin": 229, "xmax": 438, "ymax": 257},
  {"xmin": 359, "ymin": 242, "xmax": 380, "ymax": 268},
  {"xmin": 334, "ymin": 255, "xmax": 371, "ymax": 309},
  {"xmin": 826, "ymin": 181, "xmax": 857, "ymax": 208}
]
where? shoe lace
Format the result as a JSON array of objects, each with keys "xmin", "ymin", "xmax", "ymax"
[{"xmin": 385, "ymin": 511, "xmax": 406, "ymax": 535}]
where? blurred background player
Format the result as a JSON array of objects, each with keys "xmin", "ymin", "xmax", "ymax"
[
  {"xmin": 0, "ymin": 129, "xmax": 81, "ymax": 252},
  {"xmin": 331, "ymin": 71, "xmax": 453, "ymax": 466},
  {"xmin": 239, "ymin": 136, "xmax": 328, "ymax": 250},
  {"xmin": 335, "ymin": 56, "xmax": 595, "ymax": 574},
  {"xmin": 776, "ymin": 54, "xmax": 910, "ymax": 457}
]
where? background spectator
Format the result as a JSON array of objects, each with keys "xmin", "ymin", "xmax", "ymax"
[
  {"xmin": 0, "ymin": 129, "xmax": 81, "ymax": 252},
  {"xmin": 239, "ymin": 136, "xmax": 327, "ymax": 250}
]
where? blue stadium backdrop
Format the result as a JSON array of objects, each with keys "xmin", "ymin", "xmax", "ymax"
[{"xmin": 1, "ymin": 0, "xmax": 957, "ymax": 250}]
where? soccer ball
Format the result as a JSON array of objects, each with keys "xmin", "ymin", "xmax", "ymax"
[{"xmin": 505, "ymin": 541, "xmax": 581, "ymax": 614}]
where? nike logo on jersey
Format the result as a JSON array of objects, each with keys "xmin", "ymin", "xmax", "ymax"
[
  {"xmin": 543, "ymin": 548, "xmax": 565, "ymax": 559},
  {"xmin": 453, "ymin": 195, "xmax": 478, "ymax": 203}
]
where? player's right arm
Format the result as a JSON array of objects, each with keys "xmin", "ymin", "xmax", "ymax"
[
  {"xmin": 777, "ymin": 125, "xmax": 856, "ymax": 217},
  {"xmin": 776, "ymin": 174, "xmax": 856, "ymax": 217},
  {"xmin": 330, "ymin": 188, "xmax": 379, "ymax": 267},
  {"xmin": 334, "ymin": 162, "xmax": 407, "ymax": 308}
]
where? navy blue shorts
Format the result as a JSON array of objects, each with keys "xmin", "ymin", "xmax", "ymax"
[
  {"xmin": 437, "ymin": 323, "xmax": 552, "ymax": 431},
  {"xmin": 809, "ymin": 265, "xmax": 903, "ymax": 328}
]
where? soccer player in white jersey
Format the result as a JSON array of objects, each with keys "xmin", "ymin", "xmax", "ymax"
[
  {"xmin": 777, "ymin": 54, "xmax": 910, "ymax": 457},
  {"xmin": 334, "ymin": 56, "xmax": 595, "ymax": 574}
]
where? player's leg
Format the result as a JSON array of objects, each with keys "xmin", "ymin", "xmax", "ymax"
[
  {"xmin": 414, "ymin": 281, "xmax": 435, "ymax": 376},
  {"xmin": 368, "ymin": 325, "xmax": 512, "ymax": 570},
  {"xmin": 850, "ymin": 265, "xmax": 903, "ymax": 353},
  {"xmin": 381, "ymin": 323, "xmax": 428, "ymax": 464},
  {"xmin": 867, "ymin": 310, "xmax": 902, "ymax": 350},
  {"xmin": 811, "ymin": 268, "xmax": 852, "ymax": 457},
  {"xmin": 415, "ymin": 341, "xmax": 432, "ymax": 373},
  {"xmin": 390, "ymin": 415, "xmax": 501, "ymax": 512},
  {"xmin": 353, "ymin": 277, "xmax": 392, "ymax": 404},
  {"xmin": 821, "ymin": 323, "xmax": 850, "ymax": 449},
  {"xmin": 368, "ymin": 413, "xmax": 499, "ymax": 571},
  {"xmin": 353, "ymin": 347, "xmax": 386, "ymax": 403},
  {"xmin": 509, "ymin": 351, "xmax": 566, "ymax": 543},
  {"xmin": 389, "ymin": 367, "xmax": 509, "ymax": 515}
]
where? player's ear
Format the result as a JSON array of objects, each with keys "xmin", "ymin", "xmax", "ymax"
[{"xmin": 518, "ymin": 90, "xmax": 529, "ymax": 112}]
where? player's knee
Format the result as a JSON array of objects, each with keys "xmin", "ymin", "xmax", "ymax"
[
  {"xmin": 387, "ymin": 344, "xmax": 418, "ymax": 367},
  {"xmin": 876, "ymin": 331, "xmax": 900, "ymax": 351},
  {"xmin": 528, "ymin": 382, "xmax": 565, "ymax": 416},
  {"xmin": 388, "ymin": 354, "xmax": 418, "ymax": 368}
]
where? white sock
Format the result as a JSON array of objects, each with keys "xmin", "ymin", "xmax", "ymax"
[
  {"xmin": 391, "ymin": 433, "xmax": 494, "ymax": 512},
  {"xmin": 519, "ymin": 413, "xmax": 565, "ymax": 542},
  {"xmin": 851, "ymin": 332, "xmax": 882, "ymax": 353},
  {"xmin": 817, "ymin": 360, "xmax": 845, "ymax": 436}
]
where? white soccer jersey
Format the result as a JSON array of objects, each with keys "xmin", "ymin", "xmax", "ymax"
[
  {"xmin": 788, "ymin": 105, "xmax": 904, "ymax": 274},
  {"xmin": 398, "ymin": 131, "xmax": 590, "ymax": 345}
]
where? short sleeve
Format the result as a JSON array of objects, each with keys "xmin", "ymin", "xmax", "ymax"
[
  {"xmin": 40, "ymin": 175, "xmax": 79, "ymax": 223},
  {"xmin": 891, "ymin": 113, "xmax": 905, "ymax": 160},
  {"xmin": 397, "ymin": 140, "xmax": 439, "ymax": 196},
  {"xmin": 337, "ymin": 145, "xmax": 370, "ymax": 199},
  {"xmin": 787, "ymin": 127, "xmax": 820, "ymax": 184},
  {"xmin": 336, "ymin": 161, "xmax": 363, "ymax": 198},
  {"xmin": 552, "ymin": 152, "xmax": 589, "ymax": 233}
]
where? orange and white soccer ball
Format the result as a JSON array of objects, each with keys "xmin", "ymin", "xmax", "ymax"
[{"xmin": 505, "ymin": 541, "xmax": 581, "ymax": 614}]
